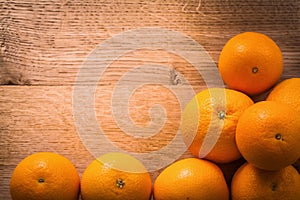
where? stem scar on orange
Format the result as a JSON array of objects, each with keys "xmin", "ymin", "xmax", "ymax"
[{"xmin": 218, "ymin": 32, "xmax": 283, "ymax": 96}]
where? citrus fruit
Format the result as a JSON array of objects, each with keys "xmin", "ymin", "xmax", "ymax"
[
  {"xmin": 10, "ymin": 152, "xmax": 80, "ymax": 200},
  {"xmin": 266, "ymin": 78, "xmax": 300, "ymax": 172},
  {"xmin": 153, "ymin": 157, "xmax": 229, "ymax": 200},
  {"xmin": 182, "ymin": 88, "xmax": 254, "ymax": 163},
  {"xmin": 231, "ymin": 163, "xmax": 300, "ymax": 200},
  {"xmin": 267, "ymin": 77, "xmax": 300, "ymax": 112},
  {"xmin": 218, "ymin": 32, "xmax": 283, "ymax": 96},
  {"xmin": 80, "ymin": 152, "xmax": 152, "ymax": 200},
  {"xmin": 236, "ymin": 101, "xmax": 300, "ymax": 171}
]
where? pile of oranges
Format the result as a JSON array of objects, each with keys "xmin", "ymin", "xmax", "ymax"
[{"xmin": 9, "ymin": 32, "xmax": 300, "ymax": 200}]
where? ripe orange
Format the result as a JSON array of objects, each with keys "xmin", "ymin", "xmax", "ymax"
[
  {"xmin": 266, "ymin": 78, "xmax": 300, "ymax": 172},
  {"xmin": 231, "ymin": 163, "xmax": 300, "ymax": 200},
  {"xmin": 218, "ymin": 32, "xmax": 283, "ymax": 96},
  {"xmin": 267, "ymin": 78, "xmax": 300, "ymax": 112},
  {"xmin": 236, "ymin": 101, "xmax": 300, "ymax": 171},
  {"xmin": 182, "ymin": 88, "xmax": 254, "ymax": 163},
  {"xmin": 153, "ymin": 158, "xmax": 229, "ymax": 200},
  {"xmin": 80, "ymin": 152, "xmax": 152, "ymax": 200},
  {"xmin": 10, "ymin": 152, "xmax": 80, "ymax": 200}
]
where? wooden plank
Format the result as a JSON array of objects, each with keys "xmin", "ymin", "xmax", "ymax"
[
  {"xmin": 1, "ymin": 0, "xmax": 299, "ymax": 85},
  {"xmin": 0, "ymin": 86, "xmax": 89, "ymax": 199},
  {"xmin": 0, "ymin": 84, "xmax": 196, "ymax": 199}
]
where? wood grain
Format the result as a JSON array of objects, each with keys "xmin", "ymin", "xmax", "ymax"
[
  {"xmin": 0, "ymin": 0, "xmax": 299, "ymax": 199},
  {"xmin": 1, "ymin": 0, "xmax": 299, "ymax": 85}
]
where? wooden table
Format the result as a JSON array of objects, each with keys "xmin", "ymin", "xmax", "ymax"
[{"xmin": 1, "ymin": 0, "xmax": 299, "ymax": 199}]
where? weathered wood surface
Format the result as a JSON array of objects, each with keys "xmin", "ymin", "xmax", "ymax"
[{"xmin": 1, "ymin": 0, "xmax": 299, "ymax": 199}]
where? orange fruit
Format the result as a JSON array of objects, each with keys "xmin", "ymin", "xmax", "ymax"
[
  {"xmin": 182, "ymin": 88, "xmax": 254, "ymax": 163},
  {"xmin": 267, "ymin": 77, "xmax": 300, "ymax": 112},
  {"xmin": 231, "ymin": 163, "xmax": 300, "ymax": 200},
  {"xmin": 236, "ymin": 101, "xmax": 300, "ymax": 171},
  {"xmin": 80, "ymin": 152, "xmax": 152, "ymax": 200},
  {"xmin": 266, "ymin": 78, "xmax": 300, "ymax": 172},
  {"xmin": 153, "ymin": 157, "xmax": 229, "ymax": 200},
  {"xmin": 10, "ymin": 152, "xmax": 80, "ymax": 200},
  {"xmin": 218, "ymin": 32, "xmax": 283, "ymax": 96}
]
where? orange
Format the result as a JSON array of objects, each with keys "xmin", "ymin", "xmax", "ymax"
[
  {"xmin": 267, "ymin": 77, "xmax": 300, "ymax": 112},
  {"xmin": 153, "ymin": 157, "xmax": 229, "ymax": 200},
  {"xmin": 266, "ymin": 78, "xmax": 300, "ymax": 172},
  {"xmin": 10, "ymin": 152, "xmax": 80, "ymax": 200},
  {"xmin": 231, "ymin": 163, "xmax": 300, "ymax": 200},
  {"xmin": 218, "ymin": 32, "xmax": 283, "ymax": 96},
  {"xmin": 80, "ymin": 152, "xmax": 152, "ymax": 200},
  {"xmin": 236, "ymin": 101, "xmax": 300, "ymax": 171},
  {"xmin": 182, "ymin": 88, "xmax": 254, "ymax": 163}
]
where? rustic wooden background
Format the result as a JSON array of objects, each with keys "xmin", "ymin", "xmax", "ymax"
[{"xmin": 1, "ymin": 0, "xmax": 299, "ymax": 199}]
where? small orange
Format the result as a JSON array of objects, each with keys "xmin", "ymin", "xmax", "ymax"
[
  {"xmin": 80, "ymin": 152, "xmax": 152, "ymax": 200},
  {"xmin": 218, "ymin": 32, "xmax": 283, "ymax": 96},
  {"xmin": 231, "ymin": 163, "xmax": 300, "ymax": 200},
  {"xmin": 267, "ymin": 77, "xmax": 300, "ymax": 112},
  {"xmin": 10, "ymin": 152, "xmax": 80, "ymax": 200},
  {"xmin": 182, "ymin": 88, "xmax": 254, "ymax": 163},
  {"xmin": 153, "ymin": 158, "xmax": 229, "ymax": 200},
  {"xmin": 236, "ymin": 101, "xmax": 300, "ymax": 171},
  {"xmin": 266, "ymin": 78, "xmax": 300, "ymax": 172}
]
